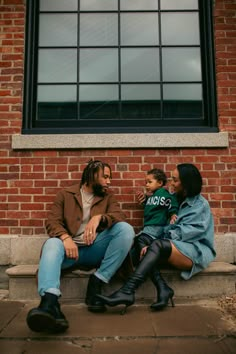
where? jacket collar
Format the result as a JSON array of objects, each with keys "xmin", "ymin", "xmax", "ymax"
[
  {"xmin": 64, "ymin": 184, "xmax": 107, "ymax": 205},
  {"xmin": 64, "ymin": 184, "xmax": 80, "ymax": 194},
  {"xmin": 181, "ymin": 195, "xmax": 199, "ymax": 208}
]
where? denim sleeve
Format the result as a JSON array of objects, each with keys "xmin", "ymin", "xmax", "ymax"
[
  {"xmin": 168, "ymin": 193, "xmax": 179, "ymax": 216},
  {"xmin": 166, "ymin": 200, "xmax": 213, "ymax": 243}
]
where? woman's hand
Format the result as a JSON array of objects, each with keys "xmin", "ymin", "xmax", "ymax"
[
  {"xmin": 63, "ymin": 237, "xmax": 79, "ymax": 260},
  {"xmin": 83, "ymin": 215, "xmax": 102, "ymax": 245},
  {"xmin": 170, "ymin": 214, "xmax": 178, "ymax": 224},
  {"xmin": 140, "ymin": 246, "xmax": 148, "ymax": 259}
]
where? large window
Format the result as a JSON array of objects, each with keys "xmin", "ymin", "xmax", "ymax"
[{"xmin": 23, "ymin": 0, "xmax": 217, "ymax": 133}]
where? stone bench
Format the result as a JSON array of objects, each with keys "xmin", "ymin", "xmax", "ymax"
[
  {"xmin": 6, "ymin": 261, "xmax": 236, "ymax": 301},
  {"xmin": 2, "ymin": 233, "xmax": 236, "ymax": 301}
]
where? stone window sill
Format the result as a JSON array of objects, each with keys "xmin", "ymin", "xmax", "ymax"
[{"xmin": 12, "ymin": 132, "xmax": 228, "ymax": 150}]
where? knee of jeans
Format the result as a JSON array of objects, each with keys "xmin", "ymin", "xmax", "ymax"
[
  {"xmin": 116, "ymin": 222, "xmax": 135, "ymax": 244},
  {"xmin": 42, "ymin": 237, "xmax": 64, "ymax": 254}
]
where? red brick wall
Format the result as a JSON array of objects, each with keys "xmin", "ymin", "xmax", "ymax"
[{"xmin": 0, "ymin": 0, "xmax": 235, "ymax": 236}]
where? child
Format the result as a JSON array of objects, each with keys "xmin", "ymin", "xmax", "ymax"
[{"xmin": 134, "ymin": 168, "xmax": 178, "ymax": 260}]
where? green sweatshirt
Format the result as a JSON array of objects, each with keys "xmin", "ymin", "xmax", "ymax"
[{"xmin": 143, "ymin": 187, "xmax": 178, "ymax": 226}]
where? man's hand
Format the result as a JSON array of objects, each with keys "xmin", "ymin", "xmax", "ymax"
[
  {"xmin": 83, "ymin": 215, "xmax": 102, "ymax": 245},
  {"xmin": 62, "ymin": 237, "xmax": 79, "ymax": 260}
]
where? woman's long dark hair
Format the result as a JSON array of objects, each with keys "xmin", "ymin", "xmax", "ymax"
[{"xmin": 177, "ymin": 163, "xmax": 202, "ymax": 200}]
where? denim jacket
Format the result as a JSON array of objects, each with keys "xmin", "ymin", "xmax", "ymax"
[{"xmin": 164, "ymin": 194, "xmax": 216, "ymax": 279}]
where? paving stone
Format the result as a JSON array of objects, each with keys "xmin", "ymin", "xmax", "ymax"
[
  {"xmin": 92, "ymin": 337, "xmax": 236, "ymax": 354},
  {"xmin": 0, "ymin": 340, "xmax": 92, "ymax": 354},
  {"xmin": 0, "ymin": 301, "xmax": 25, "ymax": 332},
  {"xmin": 150, "ymin": 305, "xmax": 233, "ymax": 337}
]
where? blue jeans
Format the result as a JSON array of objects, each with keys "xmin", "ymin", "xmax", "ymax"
[{"xmin": 38, "ymin": 222, "xmax": 135, "ymax": 297}]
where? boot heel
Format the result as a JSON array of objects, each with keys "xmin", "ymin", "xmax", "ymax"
[
  {"xmin": 120, "ymin": 305, "xmax": 128, "ymax": 315},
  {"xmin": 170, "ymin": 296, "xmax": 175, "ymax": 307}
]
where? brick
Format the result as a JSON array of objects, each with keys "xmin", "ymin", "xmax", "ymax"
[
  {"xmin": 20, "ymin": 219, "xmax": 44, "ymax": 227},
  {"xmin": 222, "ymin": 201, "xmax": 236, "ymax": 208},
  {"xmin": 0, "ymin": 219, "xmax": 18, "ymax": 226},
  {"xmin": 21, "ymin": 204, "xmax": 44, "ymax": 211},
  {"xmin": 220, "ymin": 218, "xmax": 236, "ymax": 224},
  {"xmin": 20, "ymin": 188, "xmax": 43, "ymax": 194},
  {"xmin": 9, "ymin": 180, "xmax": 33, "ymax": 188},
  {"xmin": 0, "ymin": 228, "xmax": 10, "ymax": 234},
  {"xmin": 33, "ymin": 196, "xmax": 55, "ymax": 203},
  {"xmin": 21, "ymin": 173, "xmax": 44, "ymax": 179}
]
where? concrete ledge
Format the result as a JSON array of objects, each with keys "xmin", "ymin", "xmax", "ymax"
[
  {"xmin": 0, "ymin": 235, "xmax": 47, "ymax": 266},
  {"xmin": 12, "ymin": 132, "xmax": 229, "ymax": 149},
  {"xmin": 214, "ymin": 233, "xmax": 236, "ymax": 263},
  {"xmin": 0, "ymin": 236, "xmax": 15, "ymax": 264},
  {"xmin": 1, "ymin": 233, "xmax": 235, "ymax": 266},
  {"xmin": 6, "ymin": 262, "xmax": 236, "ymax": 301},
  {"xmin": 7, "ymin": 262, "xmax": 236, "ymax": 278},
  {"xmin": 10, "ymin": 236, "xmax": 47, "ymax": 265}
]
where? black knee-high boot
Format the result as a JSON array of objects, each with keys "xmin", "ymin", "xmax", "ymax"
[
  {"xmin": 150, "ymin": 269, "xmax": 174, "ymax": 311},
  {"xmin": 134, "ymin": 233, "xmax": 153, "ymax": 254},
  {"xmin": 96, "ymin": 239, "xmax": 172, "ymax": 310}
]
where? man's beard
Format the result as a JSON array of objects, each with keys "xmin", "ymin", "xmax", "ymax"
[{"xmin": 92, "ymin": 183, "xmax": 106, "ymax": 197}]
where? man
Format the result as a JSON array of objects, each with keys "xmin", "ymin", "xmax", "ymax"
[{"xmin": 26, "ymin": 160, "xmax": 135, "ymax": 333}]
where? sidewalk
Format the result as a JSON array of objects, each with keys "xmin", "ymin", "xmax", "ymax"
[{"xmin": 0, "ymin": 296, "xmax": 235, "ymax": 354}]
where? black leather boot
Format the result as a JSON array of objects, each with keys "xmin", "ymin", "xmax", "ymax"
[
  {"xmin": 96, "ymin": 239, "xmax": 172, "ymax": 311},
  {"xmin": 85, "ymin": 274, "xmax": 106, "ymax": 313},
  {"xmin": 26, "ymin": 292, "xmax": 69, "ymax": 333},
  {"xmin": 150, "ymin": 269, "xmax": 175, "ymax": 311},
  {"xmin": 134, "ymin": 233, "xmax": 153, "ymax": 254}
]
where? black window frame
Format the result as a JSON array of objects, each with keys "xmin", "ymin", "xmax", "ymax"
[{"xmin": 23, "ymin": 0, "xmax": 218, "ymax": 134}]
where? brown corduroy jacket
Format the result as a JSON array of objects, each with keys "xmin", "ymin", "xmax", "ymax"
[
  {"xmin": 46, "ymin": 184, "xmax": 127, "ymax": 238},
  {"xmin": 44, "ymin": 184, "xmax": 134, "ymax": 279}
]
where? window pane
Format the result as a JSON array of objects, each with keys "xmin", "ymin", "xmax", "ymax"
[
  {"xmin": 121, "ymin": 48, "xmax": 160, "ymax": 82},
  {"xmin": 163, "ymin": 84, "xmax": 202, "ymax": 118},
  {"xmin": 38, "ymin": 103, "xmax": 77, "ymax": 120},
  {"xmin": 80, "ymin": 85, "xmax": 119, "ymax": 119},
  {"xmin": 80, "ymin": 14, "xmax": 118, "ymax": 46},
  {"xmin": 163, "ymin": 84, "xmax": 202, "ymax": 100},
  {"xmin": 38, "ymin": 85, "xmax": 76, "ymax": 101},
  {"xmin": 121, "ymin": 14, "xmax": 159, "ymax": 46},
  {"xmin": 121, "ymin": 84, "xmax": 160, "ymax": 100},
  {"xmin": 162, "ymin": 13, "xmax": 200, "ymax": 45},
  {"xmin": 39, "ymin": 14, "xmax": 77, "ymax": 47},
  {"xmin": 162, "ymin": 48, "xmax": 201, "ymax": 82},
  {"xmin": 80, "ymin": 85, "xmax": 118, "ymax": 101},
  {"xmin": 38, "ymin": 49, "xmax": 77, "ymax": 83},
  {"xmin": 40, "ymin": 0, "xmax": 77, "ymax": 11},
  {"xmin": 120, "ymin": 0, "xmax": 159, "ymax": 10},
  {"xmin": 160, "ymin": 0, "xmax": 198, "ymax": 10},
  {"xmin": 80, "ymin": 0, "xmax": 118, "ymax": 11},
  {"xmin": 121, "ymin": 85, "xmax": 160, "ymax": 119},
  {"xmin": 37, "ymin": 86, "xmax": 77, "ymax": 121},
  {"xmin": 80, "ymin": 49, "xmax": 118, "ymax": 82}
]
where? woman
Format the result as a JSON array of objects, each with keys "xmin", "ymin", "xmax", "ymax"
[{"xmin": 96, "ymin": 163, "xmax": 216, "ymax": 312}]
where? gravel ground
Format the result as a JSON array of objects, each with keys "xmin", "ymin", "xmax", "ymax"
[{"xmin": 217, "ymin": 294, "xmax": 236, "ymax": 326}]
